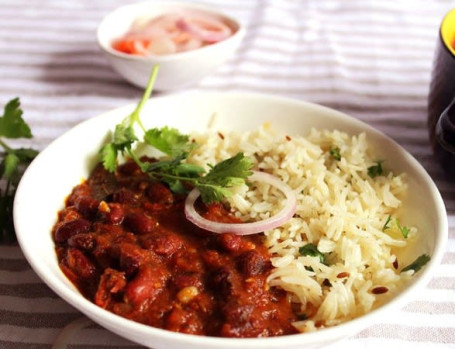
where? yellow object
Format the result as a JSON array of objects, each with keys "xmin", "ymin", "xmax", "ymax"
[{"xmin": 441, "ymin": 8, "xmax": 455, "ymax": 55}]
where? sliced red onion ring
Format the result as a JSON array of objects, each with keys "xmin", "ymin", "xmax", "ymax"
[
  {"xmin": 176, "ymin": 16, "xmax": 232, "ymax": 43},
  {"xmin": 184, "ymin": 171, "xmax": 297, "ymax": 235}
]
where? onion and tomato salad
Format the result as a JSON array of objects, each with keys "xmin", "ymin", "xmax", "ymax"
[{"xmin": 112, "ymin": 11, "xmax": 235, "ymax": 56}]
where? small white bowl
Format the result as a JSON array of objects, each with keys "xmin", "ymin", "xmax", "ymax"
[
  {"xmin": 14, "ymin": 92, "xmax": 447, "ymax": 349},
  {"xmin": 97, "ymin": 1, "xmax": 245, "ymax": 91}
]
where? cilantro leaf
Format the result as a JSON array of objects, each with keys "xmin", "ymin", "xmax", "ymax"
[
  {"xmin": 100, "ymin": 66, "xmax": 159, "ymax": 172},
  {"xmin": 196, "ymin": 153, "xmax": 253, "ymax": 204},
  {"xmin": 99, "ymin": 143, "xmax": 118, "ymax": 173},
  {"xmin": 113, "ymin": 122, "xmax": 138, "ymax": 149},
  {"xmin": 0, "ymin": 98, "xmax": 38, "ymax": 241},
  {"xmin": 299, "ymin": 243, "xmax": 326, "ymax": 264},
  {"xmin": 14, "ymin": 147, "xmax": 39, "ymax": 162},
  {"xmin": 144, "ymin": 155, "xmax": 203, "ymax": 177},
  {"xmin": 330, "ymin": 146, "xmax": 341, "ymax": 161},
  {"xmin": 396, "ymin": 219, "xmax": 410, "ymax": 238},
  {"xmin": 2, "ymin": 152, "xmax": 20, "ymax": 183},
  {"xmin": 382, "ymin": 215, "xmax": 392, "ymax": 231},
  {"xmin": 0, "ymin": 189, "xmax": 14, "ymax": 241},
  {"xmin": 142, "ymin": 153, "xmax": 205, "ymax": 193},
  {"xmin": 144, "ymin": 126, "xmax": 194, "ymax": 157},
  {"xmin": 367, "ymin": 161, "xmax": 384, "ymax": 178},
  {"xmin": 0, "ymin": 98, "xmax": 32, "ymax": 139},
  {"xmin": 401, "ymin": 254, "xmax": 430, "ymax": 273},
  {"xmin": 201, "ymin": 153, "xmax": 253, "ymax": 188},
  {"xmin": 382, "ymin": 215, "xmax": 410, "ymax": 238}
]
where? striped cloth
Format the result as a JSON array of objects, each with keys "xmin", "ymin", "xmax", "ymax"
[{"xmin": 1, "ymin": 0, "xmax": 454, "ymax": 348}]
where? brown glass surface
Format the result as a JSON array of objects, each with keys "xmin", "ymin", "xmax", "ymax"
[{"xmin": 428, "ymin": 31, "xmax": 455, "ymax": 179}]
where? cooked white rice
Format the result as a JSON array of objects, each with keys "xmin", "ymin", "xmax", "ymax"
[{"xmin": 187, "ymin": 123, "xmax": 417, "ymax": 332}]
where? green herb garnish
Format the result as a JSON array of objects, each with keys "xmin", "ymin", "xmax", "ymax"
[
  {"xmin": 299, "ymin": 243, "xmax": 326, "ymax": 264},
  {"xmin": 329, "ymin": 146, "xmax": 341, "ymax": 161},
  {"xmin": 100, "ymin": 66, "xmax": 253, "ymax": 204},
  {"xmin": 0, "ymin": 98, "xmax": 38, "ymax": 241},
  {"xmin": 396, "ymin": 219, "xmax": 410, "ymax": 238},
  {"xmin": 367, "ymin": 161, "xmax": 384, "ymax": 178},
  {"xmin": 382, "ymin": 215, "xmax": 392, "ymax": 231},
  {"xmin": 382, "ymin": 215, "xmax": 410, "ymax": 238},
  {"xmin": 401, "ymin": 254, "xmax": 430, "ymax": 273}
]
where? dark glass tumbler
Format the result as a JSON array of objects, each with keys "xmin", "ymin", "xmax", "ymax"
[{"xmin": 428, "ymin": 9, "xmax": 455, "ymax": 179}]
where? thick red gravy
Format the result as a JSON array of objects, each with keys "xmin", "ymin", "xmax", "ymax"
[{"xmin": 52, "ymin": 159, "xmax": 298, "ymax": 337}]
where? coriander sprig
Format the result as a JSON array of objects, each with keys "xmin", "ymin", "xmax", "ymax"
[
  {"xmin": 401, "ymin": 254, "xmax": 430, "ymax": 273},
  {"xmin": 382, "ymin": 215, "xmax": 410, "ymax": 238},
  {"xmin": 0, "ymin": 98, "xmax": 38, "ymax": 241},
  {"xmin": 368, "ymin": 160, "xmax": 384, "ymax": 178},
  {"xmin": 100, "ymin": 66, "xmax": 253, "ymax": 204},
  {"xmin": 99, "ymin": 68, "xmax": 160, "ymax": 173},
  {"xmin": 299, "ymin": 243, "xmax": 326, "ymax": 264},
  {"xmin": 329, "ymin": 146, "xmax": 341, "ymax": 161}
]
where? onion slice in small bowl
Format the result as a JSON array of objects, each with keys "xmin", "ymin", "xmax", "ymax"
[
  {"xmin": 184, "ymin": 171, "xmax": 297, "ymax": 235},
  {"xmin": 176, "ymin": 14, "xmax": 232, "ymax": 43}
]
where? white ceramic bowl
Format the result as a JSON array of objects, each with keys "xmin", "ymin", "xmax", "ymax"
[
  {"xmin": 97, "ymin": 1, "xmax": 245, "ymax": 91},
  {"xmin": 14, "ymin": 93, "xmax": 447, "ymax": 349}
]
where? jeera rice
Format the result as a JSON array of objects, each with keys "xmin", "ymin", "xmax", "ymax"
[{"xmin": 187, "ymin": 123, "xmax": 419, "ymax": 332}]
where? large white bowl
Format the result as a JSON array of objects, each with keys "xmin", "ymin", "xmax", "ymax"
[
  {"xmin": 97, "ymin": 1, "xmax": 245, "ymax": 91},
  {"xmin": 14, "ymin": 92, "xmax": 447, "ymax": 349}
]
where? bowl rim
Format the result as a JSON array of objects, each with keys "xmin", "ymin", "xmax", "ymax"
[
  {"xmin": 14, "ymin": 91, "xmax": 448, "ymax": 347},
  {"xmin": 96, "ymin": 0, "xmax": 246, "ymax": 62}
]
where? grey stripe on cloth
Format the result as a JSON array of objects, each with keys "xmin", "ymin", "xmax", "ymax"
[
  {"xmin": 0, "ymin": 342, "xmax": 143, "ymax": 349},
  {"xmin": 0, "ymin": 311, "xmax": 81, "ymax": 328},
  {"xmin": 0, "ymin": 284, "xmax": 58, "ymax": 298},
  {"xmin": 0, "ymin": 325, "xmax": 145, "ymax": 348}
]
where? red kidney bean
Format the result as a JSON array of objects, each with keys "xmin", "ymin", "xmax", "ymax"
[
  {"xmin": 172, "ymin": 272, "xmax": 203, "ymax": 290},
  {"xmin": 220, "ymin": 302, "xmax": 256, "ymax": 338},
  {"xmin": 218, "ymin": 233, "xmax": 242, "ymax": 252},
  {"xmin": 75, "ymin": 196, "xmax": 100, "ymax": 217},
  {"xmin": 165, "ymin": 306, "xmax": 203, "ymax": 334},
  {"xmin": 124, "ymin": 212, "xmax": 158, "ymax": 235},
  {"xmin": 172, "ymin": 250, "xmax": 203, "ymax": 273},
  {"xmin": 117, "ymin": 161, "xmax": 141, "ymax": 176},
  {"xmin": 105, "ymin": 205, "xmax": 125, "ymax": 225},
  {"xmin": 54, "ymin": 218, "xmax": 91, "ymax": 243},
  {"xmin": 65, "ymin": 248, "xmax": 97, "ymax": 279},
  {"xmin": 210, "ymin": 267, "xmax": 235, "ymax": 297},
  {"xmin": 124, "ymin": 264, "xmax": 170, "ymax": 308},
  {"xmin": 146, "ymin": 182, "xmax": 174, "ymax": 204},
  {"xmin": 95, "ymin": 268, "xmax": 127, "ymax": 309},
  {"xmin": 117, "ymin": 242, "xmax": 150, "ymax": 276},
  {"xmin": 223, "ymin": 301, "xmax": 254, "ymax": 324},
  {"xmin": 112, "ymin": 188, "xmax": 138, "ymax": 205},
  {"xmin": 236, "ymin": 250, "xmax": 267, "ymax": 277},
  {"xmin": 142, "ymin": 232, "xmax": 183, "ymax": 256},
  {"xmin": 68, "ymin": 233, "xmax": 95, "ymax": 251},
  {"xmin": 201, "ymin": 250, "xmax": 226, "ymax": 269}
]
